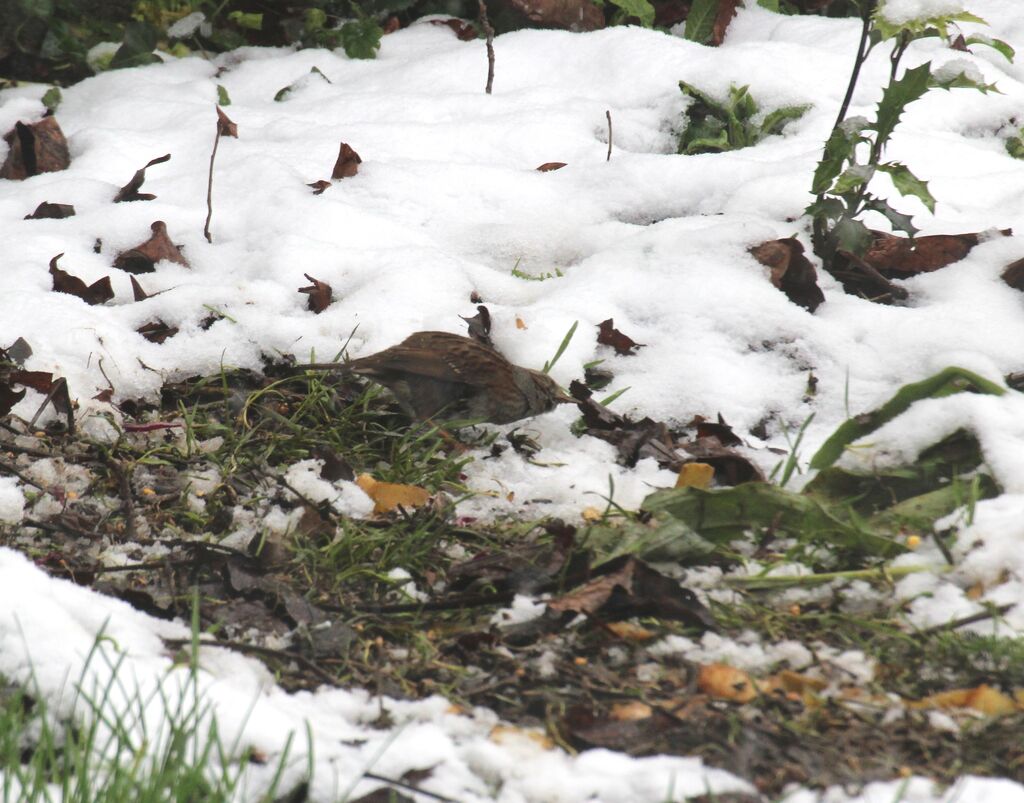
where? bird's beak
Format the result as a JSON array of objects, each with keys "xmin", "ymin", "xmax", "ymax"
[{"xmin": 555, "ymin": 391, "xmax": 577, "ymax": 405}]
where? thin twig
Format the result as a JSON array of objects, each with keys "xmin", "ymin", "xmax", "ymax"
[
  {"xmin": 349, "ymin": 590, "xmax": 514, "ymax": 614},
  {"xmin": 918, "ymin": 603, "xmax": 1014, "ymax": 637},
  {"xmin": 478, "ymin": 0, "xmax": 495, "ymax": 94},
  {"xmin": 164, "ymin": 636, "xmax": 338, "ymax": 686},
  {"xmin": 0, "ymin": 458, "xmax": 47, "ymax": 491},
  {"xmin": 203, "ymin": 128, "xmax": 219, "ymax": 243},
  {"xmin": 605, "ymin": 110, "xmax": 612, "ymax": 161},
  {"xmin": 363, "ymin": 772, "xmax": 459, "ymax": 803},
  {"xmin": 103, "ymin": 456, "xmax": 137, "ymax": 542}
]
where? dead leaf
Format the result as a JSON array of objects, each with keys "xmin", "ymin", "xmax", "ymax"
[
  {"xmin": 750, "ymin": 237, "xmax": 824, "ymax": 312},
  {"xmin": 308, "ymin": 179, "xmax": 332, "ymax": 195},
  {"xmin": 137, "ymin": 320, "xmax": 179, "ymax": 344},
  {"xmin": 113, "ymin": 153, "xmax": 171, "ymax": 202},
  {"xmin": 460, "ymin": 305, "xmax": 493, "ymax": 347},
  {"xmin": 215, "ymin": 106, "xmax": 238, "ymax": 138},
  {"xmin": 130, "ymin": 276, "xmax": 149, "ymax": 301},
  {"xmin": 355, "ymin": 473, "xmax": 430, "ymax": 514},
  {"xmin": 864, "ymin": 229, "xmax": 1012, "ymax": 275},
  {"xmin": 913, "ymin": 685, "xmax": 1020, "ymax": 716},
  {"xmin": 506, "ymin": 0, "xmax": 605, "ymax": 30},
  {"xmin": 429, "ymin": 18, "xmax": 477, "ymax": 40},
  {"xmin": 489, "ymin": 725, "xmax": 554, "ymax": 750},
  {"xmin": 596, "ymin": 318, "xmax": 644, "ymax": 355},
  {"xmin": 332, "ymin": 142, "xmax": 361, "ymax": 179},
  {"xmin": 698, "ymin": 663, "xmax": 757, "ymax": 702},
  {"xmin": 7, "ymin": 370, "xmax": 54, "ymax": 394},
  {"xmin": 676, "ymin": 462, "xmax": 714, "ymax": 489},
  {"xmin": 113, "ymin": 221, "xmax": 189, "ymax": 274},
  {"xmin": 25, "ymin": 202, "xmax": 75, "ymax": 219},
  {"xmin": 49, "ymin": 254, "xmax": 114, "ymax": 306},
  {"xmin": 515, "ymin": 317, "xmax": 527, "ymax": 329},
  {"xmin": 0, "ymin": 117, "xmax": 70, "ymax": 179},
  {"xmin": 547, "ymin": 555, "xmax": 716, "ymax": 630},
  {"xmin": 298, "ymin": 274, "xmax": 332, "ymax": 313},
  {"xmin": 0, "ymin": 384, "xmax": 26, "ymax": 416},
  {"xmin": 711, "ymin": 0, "xmax": 741, "ymax": 46},
  {"xmin": 604, "ymin": 621, "xmax": 656, "ymax": 641},
  {"xmin": 1002, "ymin": 256, "xmax": 1024, "ymax": 291},
  {"xmin": 689, "ymin": 414, "xmax": 743, "ymax": 446},
  {"xmin": 610, "ymin": 701, "xmax": 653, "ymax": 721},
  {"xmin": 536, "ymin": 162, "xmax": 567, "ymax": 172}
]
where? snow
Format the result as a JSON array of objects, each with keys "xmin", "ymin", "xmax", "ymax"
[{"xmin": 3, "ymin": 0, "xmax": 1024, "ymax": 799}]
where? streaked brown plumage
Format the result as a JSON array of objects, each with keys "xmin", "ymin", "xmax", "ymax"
[{"xmin": 302, "ymin": 331, "xmax": 570, "ymax": 425}]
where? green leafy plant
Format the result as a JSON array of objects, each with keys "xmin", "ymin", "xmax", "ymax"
[
  {"xmin": 677, "ymin": 81, "xmax": 809, "ymax": 154},
  {"xmin": 340, "ymin": 14, "xmax": 383, "ymax": 59},
  {"xmin": 606, "ymin": 0, "xmax": 656, "ymax": 28},
  {"xmin": 807, "ymin": 0, "xmax": 1012, "ymax": 268}
]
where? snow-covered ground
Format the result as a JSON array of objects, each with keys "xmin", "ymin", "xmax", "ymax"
[{"xmin": 3, "ymin": 0, "xmax": 1024, "ymax": 799}]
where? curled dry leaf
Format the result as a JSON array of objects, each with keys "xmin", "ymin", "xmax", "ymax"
[
  {"xmin": 711, "ymin": 0, "xmax": 741, "ymax": 46},
  {"xmin": 113, "ymin": 221, "xmax": 189, "ymax": 274},
  {"xmin": 675, "ymin": 462, "xmax": 714, "ymax": 489},
  {"xmin": 863, "ymin": 229, "xmax": 1012, "ymax": 275},
  {"xmin": 506, "ymin": 0, "xmax": 604, "ymax": 30},
  {"xmin": 1003, "ymin": 256, "xmax": 1024, "ymax": 291},
  {"xmin": 137, "ymin": 320, "xmax": 179, "ymax": 344},
  {"xmin": 430, "ymin": 18, "xmax": 478, "ymax": 40},
  {"xmin": 332, "ymin": 142, "xmax": 361, "ymax": 179},
  {"xmin": 130, "ymin": 276, "xmax": 149, "ymax": 301},
  {"xmin": 536, "ymin": 162, "xmax": 567, "ymax": 172},
  {"xmin": 215, "ymin": 106, "xmax": 238, "ymax": 138},
  {"xmin": 49, "ymin": 254, "xmax": 114, "ymax": 306},
  {"xmin": 749, "ymin": 237, "xmax": 824, "ymax": 312},
  {"xmin": 25, "ymin": 202, "xmax": 75, "ymax": 220},
  {"xmin": 113, "ymin": 153, "xmax": 171, "ymax": 202},
  {"xmin": 547, "ymin": 555, "xmax": 716, "ymax": 630},
  {"xmin": 308, "ymin": 180, "xmax": 332, "ymax": 195},
  {"xmin": 0, "ymin": 117, "xmax": 70, "ymax": 180},
  {"xmin": 298, "ymin": 274, "xmax": 332, "ymax": 313},
  {"xmin": 597, "ymin": 318, "xmax": 644, "ymax": 355}
]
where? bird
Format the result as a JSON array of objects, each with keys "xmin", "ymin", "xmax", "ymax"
[{"xmin": 297, "ymin": 331, "xmax": 573, "ymax": 425}]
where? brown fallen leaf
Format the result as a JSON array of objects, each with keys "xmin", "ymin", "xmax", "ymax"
[
  {"xmin": 308, "ymin": 180, "xmax": 332, "ymax": 195},
  {"xmin": 332, "ymin": 142, "xmax": 361, "ymax": 179},
  {"xmin": 864, "ymin": 229, "xmax": 1011, "ymax": 274},
  {"xmin": 912, "ymin": 684, "xmax": 1020, "ymax": 716},
  {"xmin": 113, "ymin": 221, "xmax": 189, "ymax": 274},
  {"xmin": 429, "ymin": 18, "xmax": 478, "ymax": 40},
  {"xmin": 355, "ymin": 473, "xmax": 430, "ymax": 514},
  {"xmin": 298, "ymin": 274, "xmax": 332, "ymax": 313},
  {"xmin": 610, "ymin": 701, "xmax": 653, "ymax": 721},
  {"xmin": 25, "ymin": 202, "xmax": 75, "ymax": 220},
  {"xmin": 137, "ymin": 320, "xmax": 178, "ymax": 344},
  {"xmin": 113, "ymin": 153, "xmax": 171, "ymax": 202},
  {"xmin": 130, "ymin": 276, "xmax": 149, "ymax": 301},
  {"xmin": 49, "ymin": 254, "xmax": 114, "ymax": 306},
  {"xmin": 547, "ymin": 555, "xmax": 715, "ymax": 630},
  {"xmin": 7, "ymin": 369, "xmax": 54, "ymax": 394},
  {"xmin": 597, "ymin": 318, "xmax": 644, "ymax": 355},
  {"xmin": 0, "ymin": 117, "xmax": 70, "ymax": 179},
  {"xmin": 1001, "ymin": 256, "xmax": 1024, "ymax": 291},
  {"xmin": 506, "ymin": 0, "xmax": 605, "ymax": 30},
  {"xmin": 711, "ymin": 0, "xmax": 741, "ymax": 46},
  {"xmin": 536, "ymin": 162, "xmax": 567, "ymax": 172},
  {"xmin": 689, "ymin": 414, "xmax": 743, "ymax": 446},
  {"xmin": 215, "ymin": 106, "xmax": 238, "ymax": 138},
  {"xmin": 750, "ymin": 237, "xmax": 824, "ymax": 312}
]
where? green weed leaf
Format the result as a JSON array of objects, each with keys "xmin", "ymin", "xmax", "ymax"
[
  {"xmin": 872, "ymin": 61, "xmax": 931, "ymax": 148},
  {"xmin": 341, "ymin": 18, "xmax": 382, "ymax": 59},
  {"xmin": 833, "ymin": 216, "xmax": 873, "ymax": 255},
  {"xmin": 878, "ymin": 162, "xmax": 934, "ymax": 211},
  {"xmin": 810, "ymin": 366, "xmax": 1006, "ymax": 470},
  {"xmin": 684, "ymin": 0, "xmax": 717, "ymax": 44},
  {"xmin": 965, "ymin": 34, "xmax": 1015, "ymax": 62},
  {"xmin": 607, "ymin": 0, "xmax": 655, "ymax": 28},
  {"xmin": 863, "ymin": 198, "xmax": 917, "ymax": 236}
]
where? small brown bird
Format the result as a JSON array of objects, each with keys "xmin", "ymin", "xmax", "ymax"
[{"xmin": 300, "ymin": 331, "xmax": 571, "ymax": 425}]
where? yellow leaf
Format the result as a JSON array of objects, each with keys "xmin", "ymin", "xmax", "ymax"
[
  {"xmin": 914, "ymin": 684, "xmax": 1019, "ymax": 715},
  {"xmin": 489, "ymin": 725, "xmax": 553, "ymax": 750},
  {"xmin": 515, "ymin": 317, "xmax": 527, "ymax": 329},
  {"xmin": 698, "ymin": 663, "xmax": 757, "ymax": 703},
  {"xmin": 581, "ymin": 506, "xmax": 604, "ymax": 521},
  {"xmin": 605, "ymin": 621, "xmax": 656, "ymax": 641},
  {"xmin": 355, "ymin": 473, "xmax": 430, "ymax": 514},
  {"xmin": 610, "ymin": 701, "xmax": 652, "ymax": 721},
  {"xmin": 675, "ymin": 462, "xmax": 714, "ymax": 489}
]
